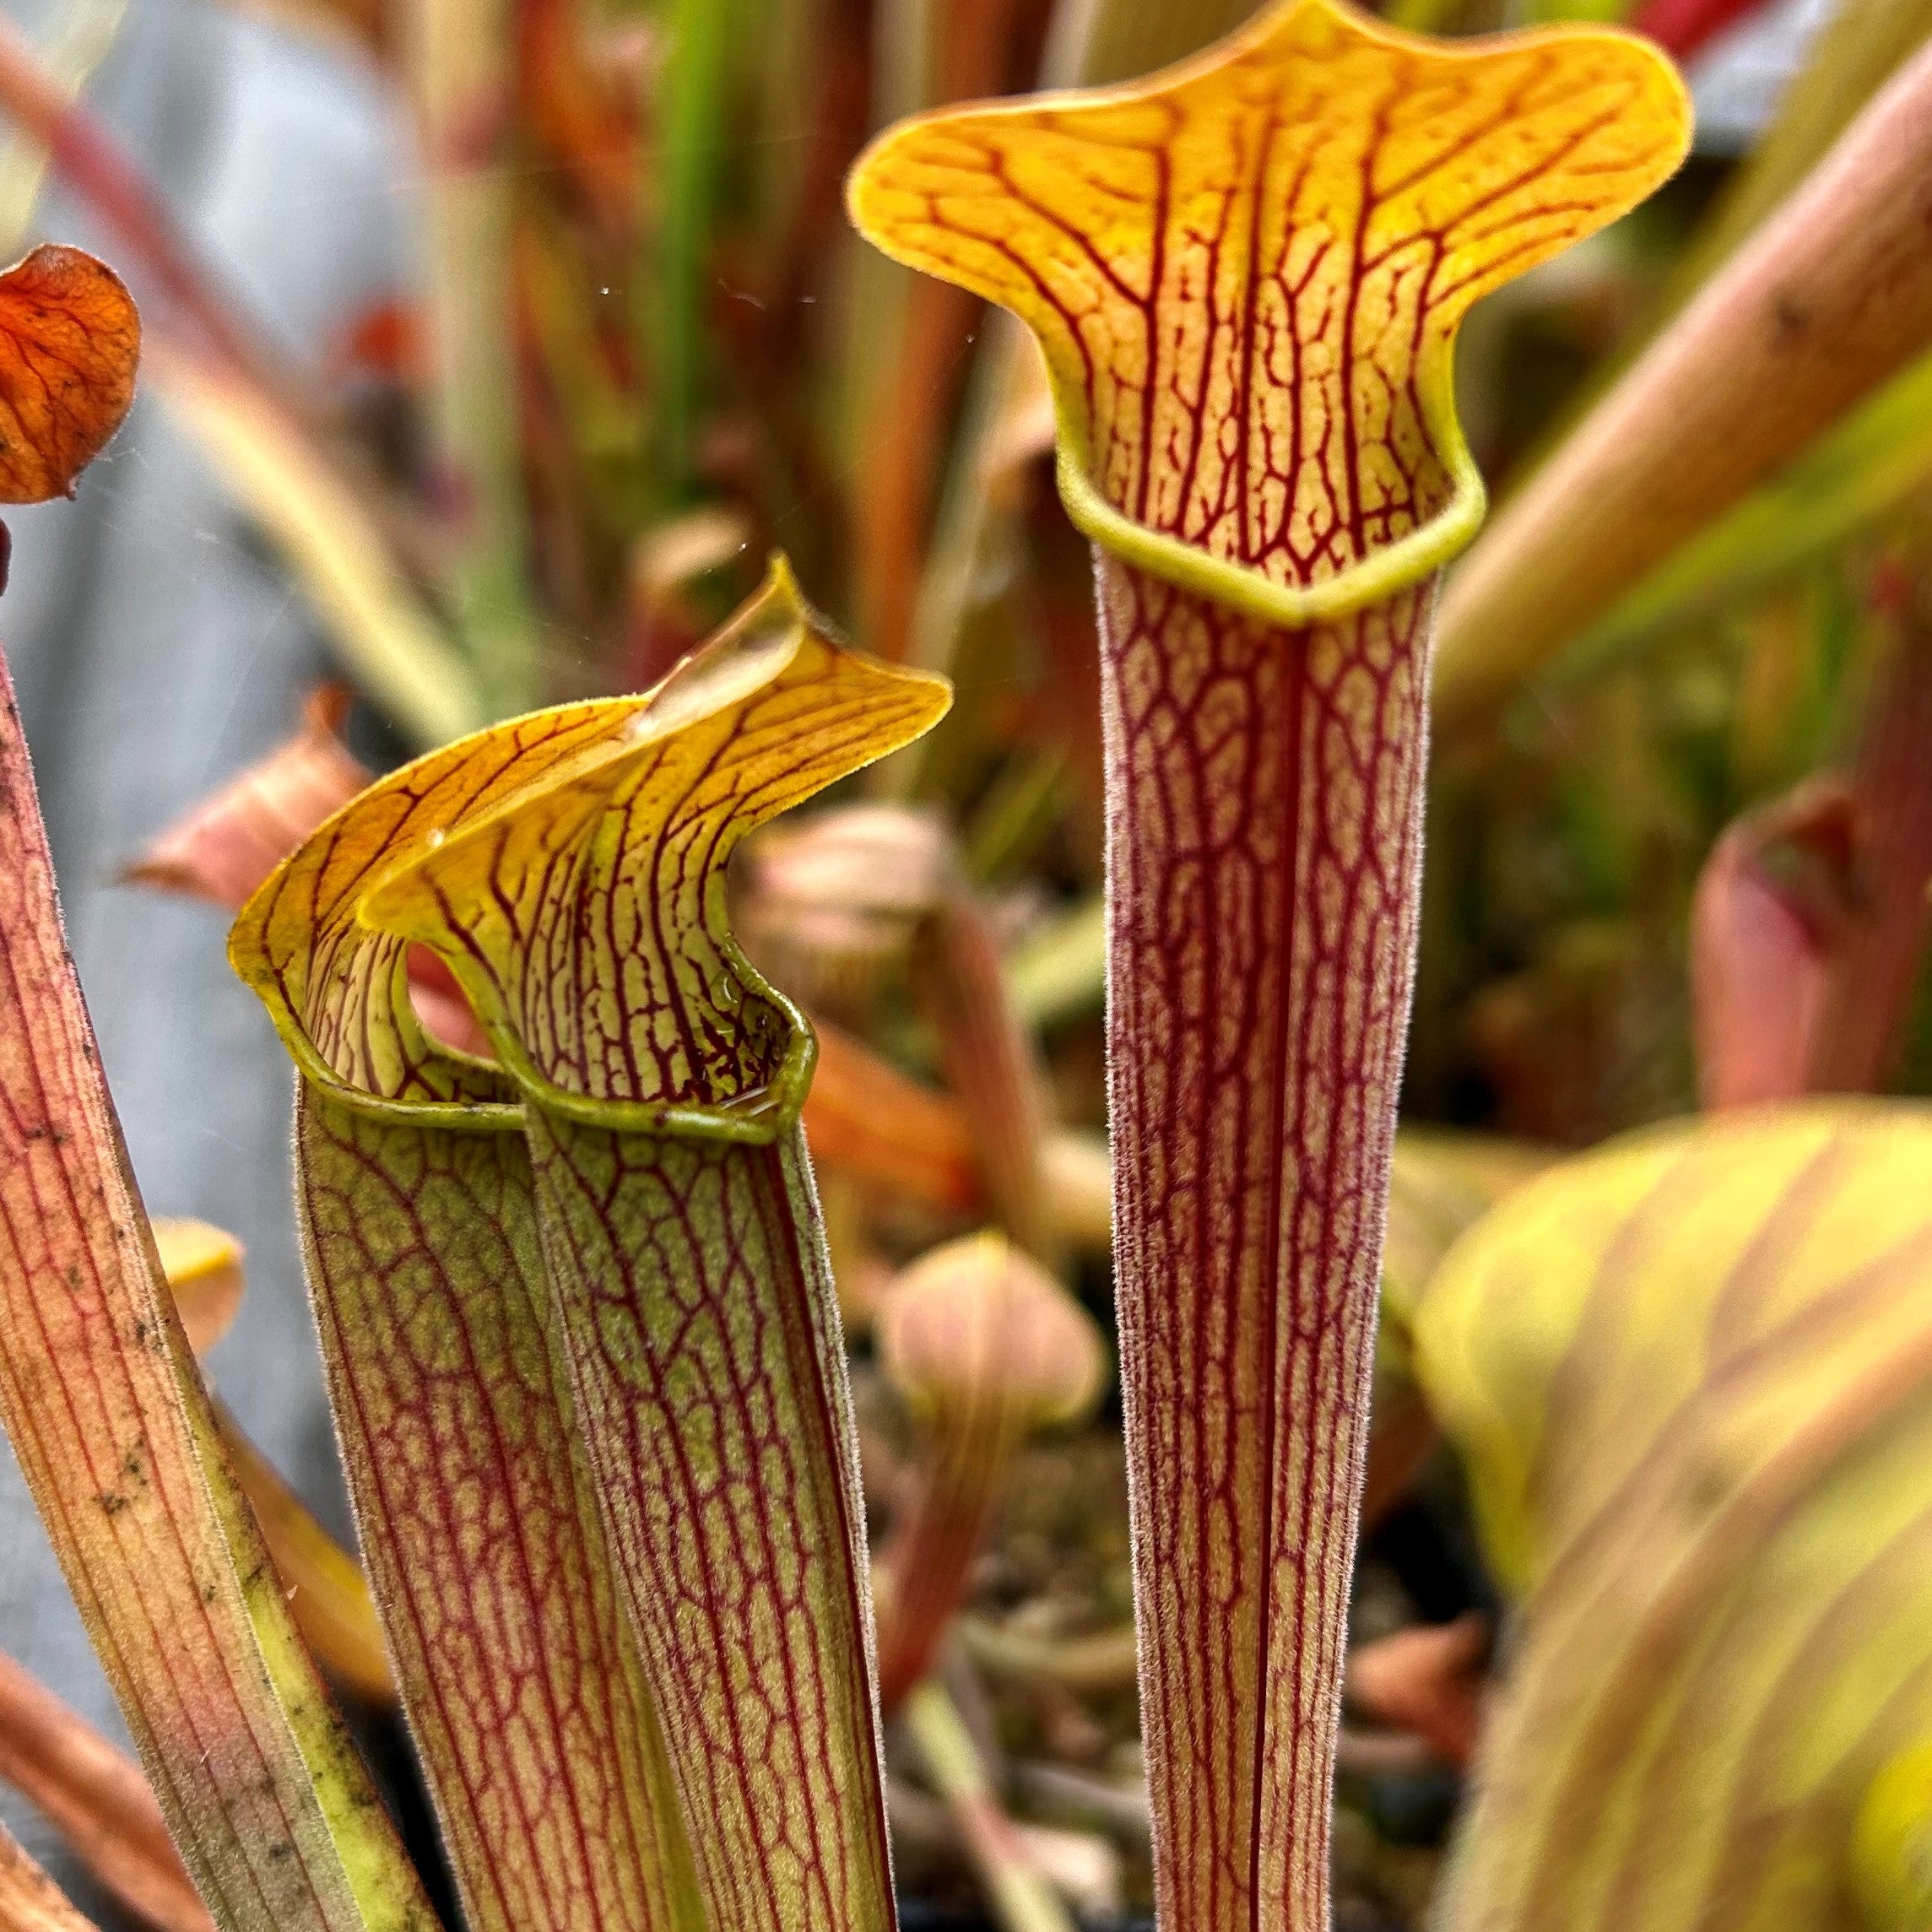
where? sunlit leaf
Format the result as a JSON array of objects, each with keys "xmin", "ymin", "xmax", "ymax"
[
  {"xmin": 236, "ymin": 557, "xmax": 950, "ymax": 1932},
  {"xmin": 880, "ymin": 0, "xmax": 1274, "ymax": 735},
  {"xmin": 849, "ymin": 6, "xmax": 1687, "ymax": 1925},
  {"xmin": 1412, "ymin": 1104, "xmax": 1932, "ymax": 1929},
  {"xmin": 0, "ymin": 243, "xmax": 136, "ymax": 500},
  {"xmin": 149, "ymin": 1219, "xmax": 245, "ymax": 1356},
  {"xmin": 1369, "ymin": 1130, "xmax": 1556, "ymax": 1526},
  {"xmin": 351, "ymin": 561, "xmax": 947, "ymax": 1932},
  {"xmin": 1004, "ymin": 896, "xmax": 1103, "ymax": 1033},
  {"xmin": 1851, "ymin": 1741, "xmax": 1932, "ymax": 1930},
  {"xmin": 147, "ymin": 344, "xmax": 483, "ymax": 748}
]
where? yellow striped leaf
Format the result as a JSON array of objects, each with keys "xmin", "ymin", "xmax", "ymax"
[{"xmin": 1414, "ymin": 1104, "xmax": 1932, "ymax": 1931}]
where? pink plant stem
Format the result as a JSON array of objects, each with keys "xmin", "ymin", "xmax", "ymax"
[
  {"xmin": 0, "ymin": 658, "xmax": 434, "ymax": 1932},
  {"xmin": 917, "ymin": 893, "xmax": 1058, "ymax": 1265},
  {"xmin": 874, "ymin": 1413, "xmax": 1014, "ymax": 1715},
  {"xmin": 1098, "ymin": 560, "xmax": 1431, "ymax": 1932}
]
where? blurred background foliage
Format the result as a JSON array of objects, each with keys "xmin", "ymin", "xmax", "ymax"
[
  {"xmin": 4, "ymin": 0, "xmax": 1925, "ymax": 1158},
  {"xmin": 5, "ymin": 0, "xmax": 1932, "ymax": 1924},
  {"xmin": 11, "ymin": 0, "xmax": 1904, "ymax": 1156}
]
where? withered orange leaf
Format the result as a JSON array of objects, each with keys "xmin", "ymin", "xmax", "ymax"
[
  {"xmin": 125, "ymin": 689, "xmax": 369, "ymax": 911},
  {"xmin": 0, "ymin": 244, "xmax": 138, "ymax": 502}
]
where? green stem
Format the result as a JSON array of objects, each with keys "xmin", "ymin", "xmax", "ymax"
[
  {"xmin": 903, "ymin": 1681, "xmax": 1074, "ymax": 1932},
  {"xmin": 654, "ymin": 0, "xmax": 734, "ymax": 495},
  {"xmin": 408, "ymin": 0, "xmax": 540, "ymax": 716}
]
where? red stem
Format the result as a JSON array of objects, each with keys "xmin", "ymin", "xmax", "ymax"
[
  {"xmin": 1808, "ymin": 601, "xmax": 1932, "ymax": 1091},
  {"xmin": 874, "ymin": 1413, "xmax": 1013, "ymax": 1714},
  {"xmin": 916, "ymin": 892, "xmax": 1058, "ymax": 1264},
  {"xmin": 0, "ymin": 656, "xmax": 433, "ymax": 1932}
]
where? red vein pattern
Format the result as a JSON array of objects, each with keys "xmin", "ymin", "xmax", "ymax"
[
  {"xmin": 238, "ymin": 562, "xmax": 948, "ymax": 1932},
  {"xmin": 525, "ymin": 1115, "xmax": 892, "ymax": 1932},
  {"xmin": 360, "ymin": 576, "xmax": 947, "ymax": 1932},
  {"xmin": 847, "ymin": 7, "xmax": 1690, "ymax": 1928},
  {"xmin": 296, "ymin": 1095, "xmax": 704, "ymax": 1932},
  {"xmin": 1101, "ymin": 567, "xmax": 1431, "ymax": 1929},
  {"xmin": 0, "ymin": 663, "xmax": 433, "ymax": 1932}
]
